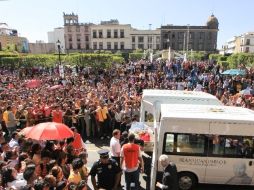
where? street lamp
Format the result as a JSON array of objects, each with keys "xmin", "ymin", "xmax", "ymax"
[
  {"xmin": 56, "ymin": 40, "xmax": 61, "ymax": 66},
  {"xmin": 56, "ymin": 40, "xmax": 64, "ymax": 78}
]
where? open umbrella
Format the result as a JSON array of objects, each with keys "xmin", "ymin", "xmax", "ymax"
[
  {"xmin": 49, "ymin": 85, "xmax": 63, "ymax": 90},
  {"xmin": 26, "ymin": 122, "xmax": 73, "ymax": 140},
  {"xmin": 26, "ymin": 79, "xmax": 41, "ymax": 88},
  {"xmin": 221, "ymin": 69, "xmax": 246, "ymax": 76},
  {"xmin": 19, "ymin": 126, "xmax": 33, "ymax": 136}
]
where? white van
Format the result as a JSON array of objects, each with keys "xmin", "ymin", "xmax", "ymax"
[
  {"xmin": 139, "ymin": 90, "xmax": 222, "ymax": 153},
  {"xmin": 140, "ymin": 89, "xmax": 223, "ymax": 122},
  {"xmin": 150, "ymin": 104, "xmax": 254, "ymax": 190}
]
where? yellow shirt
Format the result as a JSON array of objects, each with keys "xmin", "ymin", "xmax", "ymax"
[
  {"xmin": 68, "ymin": 170, "xmax": 82, "ymax": 185},
  {"xmin": 3, "ymin": 110, "xmax": 8, "ymax": 123}
]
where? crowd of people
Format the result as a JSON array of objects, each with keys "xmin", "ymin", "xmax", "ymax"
[{"xmin": 0, "ymin": 58, "xmax": 253, "ymax": 190}]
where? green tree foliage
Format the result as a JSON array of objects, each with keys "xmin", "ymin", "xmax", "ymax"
[
  {"xmin": 0, "ymin": 53, "xmax": 119, "ymax": 68},
  {"xmin": 227, "ymin": 53, "xmax": 254, "ymax": 68},
  {"xmin": 129, "ymin": 53, "xmax": 144, "ymax": 61},
  {"xmin": 112, "ymin": 56, "xmax": 124, "ymax": 64},
  {"xmin": 209, "ymin": 54, "xmax": 222, "ymax": 62},
  {"xmin": 188, "ymin": 51, "xmax": 205, "ymax": 61},
  {"xmin": 65, "ymin": 54, "xmax": 113, "ymax": 68}
]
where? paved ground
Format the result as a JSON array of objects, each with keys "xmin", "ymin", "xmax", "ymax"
[
  {"xmin": 85, "ymin": 139, "xmax": 147, "ymax": 189},
  {"xmin": 85, "ymin": 139, "xmax": 253, "ymax": 190}
]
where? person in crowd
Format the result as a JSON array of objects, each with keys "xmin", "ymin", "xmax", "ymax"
[
  {"xmin": 57, "ymin": 151, "xmax": 70, "ymax": 179},
  {"xmin": 68, "ymin": 158, "xmax": 84, "ymax": 185},
  {"xmin": 3, "ymin": 106, "xmax": 17, "ymax": 136},
  {"xmin": 110, "ymin": 129, "xmax": 122, "ymax": 189},
  {"xmin": 110, "ymin": 129, "xmax": 121, "ymax": 165},
  {"xmin": 2, "ymin": 166, "xmax": 27, "ymax": 189},
  {"xmin": 31, "ymin": 143, "xmax": 42, "ymax": 166},
  {"xmin": 33, "ymin": 179, "xmax": 50, "ymax": 190},
  {"xmin": 23, "ymin": 164, "xmax": 38, "ymax": 186},
  {"xmin": 120, "ymin": 133, "xmax": 144, "ymax": 190},
  {"xmin": 52, "ymin": 105, "xmax": 63, "ymax": 124},
  {"xmin": 44, "ymin": 174, "xmax": 57, "ymax": 190},
  {"xmin": 9, "ymin": 131, "xmax": 19, "ymax": 148},
  {"xmin": 78, "ymin": 151, "xmax": 89, "ymax": 183},
  {"xmin": 90, "ymin": 149, "xmax": 121, "ymax": 190},
  {"xmin": 156, "ymin": 154, "xmax": 179, "ymax": 190},
  {"xmin": 76, "ymin": 180, "xmax": 88, "ymax": 190},
  {"xmin": 70, "ymin": 127, "xmax": 86, "ymax": 156},
  {"xmin": 56, "ymin": 181, "xmax": 68, "ymax": 190},
  {"xmin": 51, "ymin": 165, "xmax": 64, "ymax": 183}
]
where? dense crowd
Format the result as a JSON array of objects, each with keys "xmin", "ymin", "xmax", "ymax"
[{"xmin": 0, "ymin": 58, "xmax": 254, "ymax": 190}]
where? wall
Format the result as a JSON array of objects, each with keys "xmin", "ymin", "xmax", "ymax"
[{"xmin": 29, "ymin": 43, "xmax": 55, "ymax": 54}]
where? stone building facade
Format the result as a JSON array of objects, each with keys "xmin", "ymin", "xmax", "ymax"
[
  {"xmin": 130, "ymin": 29, "xmax": 161, "ymax": 50},
  {"xmin": 29, "ymin": 42, "xmax": 55, "ymax": 54},
  {"xmin": 63, "ymin": 13, "xmax": 218, "ymax": 53},
  {"xmin": 90, "ymin": 20, "xmax": 132, "ymax": 51},
  {"xmin": 0, "ymin": 35, "xmax": 29, "ymax": 52},
  {"xmin": 161, "ymin": 14, "xmax": 219, "ymax": 52},
  {"xmin": 63, "ymin": 13, "xmax": 93, "ymax": 52},
  {"xmin": 222, "ymin": 32, "xmax": 254, "ymax": 54},
  {"xmin": 0, "ymin": 23, "xmax": 29, "ymax": 52}
]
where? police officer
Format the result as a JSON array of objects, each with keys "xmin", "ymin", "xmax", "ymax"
[{"xmin": 90, "ymin": 149, "xmax": 122, "ymax": 190}]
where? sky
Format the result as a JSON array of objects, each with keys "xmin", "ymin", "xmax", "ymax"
[{"xmin": 0, "ymin": 0, "xmax": 254, "ymax": 49}]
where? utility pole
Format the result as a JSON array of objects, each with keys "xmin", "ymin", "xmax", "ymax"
[
  {"xmin": 186, "ymin": 24, "xmax": 190, "ymax": 55},
  {"xmin": 183, "ymin": 33, "xmax": 186, "ymax": 53}
]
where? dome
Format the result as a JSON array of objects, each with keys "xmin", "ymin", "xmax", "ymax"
[{"xmin": 206, "ymin": 14, "xmax": 219, "ymax": 29}]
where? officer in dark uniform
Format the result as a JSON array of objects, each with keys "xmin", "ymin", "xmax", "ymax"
[{"xmin": 90, "ymin": 149, "xmax": 122, "ymax": 190}]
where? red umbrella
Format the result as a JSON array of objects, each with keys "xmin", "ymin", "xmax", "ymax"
[
  {"xmin": 26, "ymin": 79, "xmax": 41, "ymax": 88},
  {"xmin": 19, "ymin": 127, "xmax": 33, "ymax": 136},
  {"xmin": 26, "ymin": 122, "xmax": 73, "ymax": 140},
  {"xmin": 49, "ymin": 85, "xmax": 63, "ymax": 90}
]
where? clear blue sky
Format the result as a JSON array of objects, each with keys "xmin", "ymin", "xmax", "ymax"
[{"xmin": 1, "ymin": 0, "xmax": 254, "ymax": 49}]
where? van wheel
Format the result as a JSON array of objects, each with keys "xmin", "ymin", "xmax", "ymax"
[{"xmin": 178, "ymin": 172, "xmax": 197, "ymax": 190}]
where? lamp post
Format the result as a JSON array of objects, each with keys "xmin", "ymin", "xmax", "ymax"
[
  {"xmin": 56, "ymin": 40, "xmax": 64, "ymax": 78},
  {"xmin": 56, "ymin": 40, "xmax": 61, "ymax": 66}
]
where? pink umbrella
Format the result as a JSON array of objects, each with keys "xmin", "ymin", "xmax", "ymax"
[
  {"xmin": 26, "ymin": 122, "xmax": 73, "ymax": 140},
  {"xmin": 49, "ymin": 85, "xmax": 63, "ymax": 90},
  {"xmin": 26, "ymin": 80, "xmax": 41, "ymax": 88}
]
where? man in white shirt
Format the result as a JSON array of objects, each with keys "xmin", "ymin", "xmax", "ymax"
[
  {"xmin": 110, "ymin": 129, "xmax": 122, "ymax": 188},
  {"xmin": 110, "ymin": 129, "xmax": 121, "ymax": 165}
]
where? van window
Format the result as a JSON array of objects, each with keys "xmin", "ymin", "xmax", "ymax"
[
  {"xmin": 163, "ymin": 133, "xmax": 254, "ymax": 159},
  {"xmin": 210, "ymin": 135, "xmax": 254, "ymax": 158},
  {"xmin": 177, "ymin": 134, "xmax": 205, "ymax": 154},
  {"xmin": 164, "ymin": 134, "xmax": 174, "ymax": 152},
  {"xmin": 163, "ymin": 133, "xmax": 206, "ymax": 155}
]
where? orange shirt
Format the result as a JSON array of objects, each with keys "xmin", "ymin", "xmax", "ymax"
[
  {"xmin": 52, "ymin": 110, "xmax": 63, "ymax": 123},
  {"xmin": 122, "ymin": 143, "xmax": 140, "ymax": 169},
  {"xmin": 96, "ymin": 107, "xmax": 107, "ymax": 122},
  {"xmin": 72, "ymin": 133, "xmax": 83, "ymax": 155}
]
